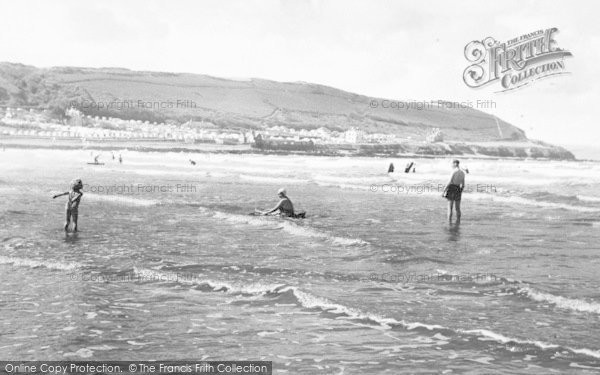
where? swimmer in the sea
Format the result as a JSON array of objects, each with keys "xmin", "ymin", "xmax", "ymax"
[
  {"xmin": 53, "ymin": 179, "xmax": 84, "ymax": 232},
  {"xmin": 260, "ymin": 188, "xmax": 295, "ymax": 217}
]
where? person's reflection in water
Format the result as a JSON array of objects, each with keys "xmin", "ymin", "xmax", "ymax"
[
  {"xmin": 64, "ymin": 232, "xmax": 80, "ymax": 243},
  {"xmin": 446, "ymin": 221, "xmax": 461, "ymax": 242}
]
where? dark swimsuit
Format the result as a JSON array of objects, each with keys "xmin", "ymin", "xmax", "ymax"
[
  {"xmin": 279, "ymin": 203, "xmax": 294, "ymax": 217},
  {"xmin": 445, "ymin": 184, "xmax": 462, "ymax": 201},
  {"xmin": 279, "ymin": 199, "xmax": 306, "ymax": 218},
  {"xmin": 67, "ymin": 191, "xmax": 82, "ymax": 212}
]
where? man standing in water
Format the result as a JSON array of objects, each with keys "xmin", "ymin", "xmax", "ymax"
[{"xmin": 443, "ymin": 160, "xmax": 465, "ymax": 222}]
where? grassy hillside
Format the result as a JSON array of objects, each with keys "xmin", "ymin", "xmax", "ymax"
[{"xmin": 0, "ymin": 62, "xmax": 527, "ymax": 142}]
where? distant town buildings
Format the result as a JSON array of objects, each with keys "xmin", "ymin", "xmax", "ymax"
[
  {"xmin": 256, "ymin": 126, "xmax": 400, "ymax": 145},
  {"xmin": 1, "ymin": 106, "xmax": 407, "ymax": 147},
  {"xmin": 426, "ymin": 127, "xmax": 444, "ymax": 143},
  {"xmin": 344, "ymin": 128, "xmax": 365, "ymax": 143}
]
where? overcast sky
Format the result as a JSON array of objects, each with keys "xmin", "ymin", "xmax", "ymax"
[{"xmin": 0, "ymin": 0, "xmax": 598, "ymax": 149}]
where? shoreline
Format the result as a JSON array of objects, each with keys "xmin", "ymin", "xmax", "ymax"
[{"xmin": 0, "ymin": 136, "xmax": 581, "ymax": 161}]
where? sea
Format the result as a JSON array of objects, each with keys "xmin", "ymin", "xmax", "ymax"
[{"xmin": 1, "ymin": 148, "xmax": 599, "ymax": 374}]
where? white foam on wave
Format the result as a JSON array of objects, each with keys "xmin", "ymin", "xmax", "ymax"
[
  {"xmin": 238, "ymin": 174, "xmax": 310, "ymax": 185},
  {"xmin": 63, "ymin": 348, "xmax": 94, "ymax": 358},
  {"xmin": 313, "ymin": 178, "xmax": 600, "ymax": 213},
  {"xmin": 110, "ymin": 167, "xmax": 232, "ymax": 179},
  {"xmin": 569, "ymin": 348, "xmax": 600, "ymax": 360},
  {"xmin": 288, "ymin": 287, "xmax": 404, "ymax": 329},
  {"xmin": 390, "ymin": 171, "xmax": 558, "ymax": 187},
  {"xmin": 0, "ymin": 255, "xmax": 79, "ymax": 271},
  {"xmin": 137, "ymin": 267, "xmax": 404, "ymax": 330},
  {"xmin": 85, "ymin": 194, "xmax": 159, "ymax": 207},
  {"xmin": 133, "ymin": 267, "xmax": 287, "ymax": 295},
  {"xmin": 0, "ymin": 186, "xmax": 19, "ymax": 193},
  {"xmin": 577, "ymin": 195, "xmax": 600, "ymax": 203},
  {"xmin": 313, "ymin": 180, "xmax": 372, "ymax": 191},
  {"xmin": 461, "ymin": 329, "xmax": 558, "ymax": 350},
  {"xmin": 133, "ymin": 267, "xmax": 418, "ymax": 329},
  {"xmin": 286, "ymin": 286, "xmax": 446, "ymax": 331},
  {"xmin": 312, "ymin": 174, "xmax": 391, "ymax": 185},
  {"xmin": 291, "ymin": 287, "xmax": 600, "ymax": 360},
  {"xmin": 134, "ymin": 268, "xmax": 450, "ymax": 333},
  {"xmin": 469, "ymin": 193, "xmax": 600, "ymax": 213},
  {"xmin": 461, "ymin": 329, "xmax": 600, "ymax": 359},
  {"xmin": 518, "ymin": 287, "xmax": 600, "ymax": 315},
  {"xmin": 130, "ymin": 169, "xmax": 205, "ymax": 176},
  {"xmin": 214, "ymin": 165, "xmax": 290, "ymax": 176},
  {"xmin": 133, "ymin": 267, "xmax": 600, "ymax": 360},
  {"xmin": 211, "ymin": 211, "xmax": 367, "ymax": 246},
  {"xmin": 313, "ymin": 176, "xmax": 439, "ymax": 195}
]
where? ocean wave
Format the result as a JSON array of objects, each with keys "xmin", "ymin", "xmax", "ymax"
[
  {"xmin": 577, "ymin": 195, "xmax": 600, "ymax": 203},
  {"xmin": 133, "ymin": 267, "xmax": 411, "ymax": 329},
  {"xmin": 468, "ymin": 193, "xmax": 600, "ymax": 213},
  {"xmin": 523, "ymin": 192, "xmax": 600, "ymax": 206},
  {"xmin": 288, "ymin": 287, "xmax": 415, "ymax": 329},
  {"xmin": 434, "ymin": 269, "xmax": 516, "ymax": 285},
  {"xmin": 313, "ymin": 177, "xmax": 443, "ymax": 194},
  {"xmin": 214, "ymin": 165, "xmax": 293, "ymax": 176},
  {"xmin": 391, "ymin": 172, "xmax": 558, "ymax": 187},
  {"xmin": 238, "ymin": 174, "xmax": 310, "ymax": 185},
  {"xmin": 312, "ymin": 179, "xmax": 600, "ymax": 213},
  {"xmin": 133, "ymin": 267, "xmax": 287, "ymax": 295},
  {"xmin": 210, "ymin": 211, "xmax": 367, "ymax": 246},
  {"xmin": 85, "ymin": 194, "xmax": 160, "ymax": 207},
  {"xmin": 312, "ymin": 174, "xmax": 392, "ymax": 185},
  {"xmin": 130, "ymin": 169, "xmax": 204, "ymax": 176},
  {"xmin": 459, "ymin": 328, "xmax": 600, "ymax": 360},
  {"xmin": 312, "ymin": 180, "xmax": 372, "ymax": 191},
  {"xmin": 290, "ymin": 289, "xmax": 593, "ymax": 360},
  {"xmin": 518, "ymin": 287, "xmax": 600, "ymax": 315},
  {"xmin": 0, "ymin": 255, "xmax": 79, "ymax": 271},
  {"xmin": 133, "ymin": 268, "xmax": 600, "ymax": 360},
  {"xmin": 459, "ymin": 329, "xmax": 559, "ymax": 350},
  {"xmin": 110, "ymin": 167, "xmax": 233, "ymax": 179}
]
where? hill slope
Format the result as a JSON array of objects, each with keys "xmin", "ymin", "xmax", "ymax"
[{"xmin": 0, "ymin": 62, "xmax": 529, "ymax": 143}]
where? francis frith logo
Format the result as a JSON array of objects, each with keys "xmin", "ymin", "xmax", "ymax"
[{"xmin": 463, "ymin": 28, "xmax": 572, "ymax": 92}]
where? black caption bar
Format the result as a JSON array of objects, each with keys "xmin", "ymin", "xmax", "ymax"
[{"xmin": 0, "ymin": 362, "xmax": 272, "ymax": 375}]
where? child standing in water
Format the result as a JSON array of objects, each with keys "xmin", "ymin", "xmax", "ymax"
[{"xmin": 53, "ymin": 179, "xmax": 84, "ymax": 232}]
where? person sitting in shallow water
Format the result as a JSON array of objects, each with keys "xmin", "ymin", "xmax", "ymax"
[{"xmin": 261, "ymin": 188, "xmax": 295, "ymax": 217}]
